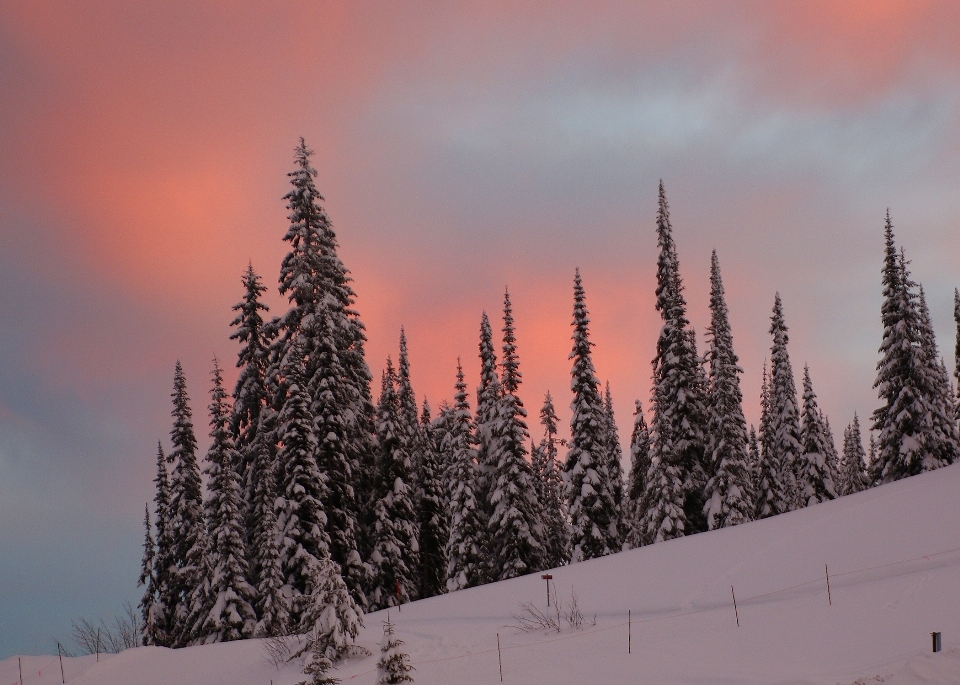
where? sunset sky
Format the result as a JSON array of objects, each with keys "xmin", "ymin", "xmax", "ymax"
[{"xmin": 1, "ymin": 1, "xmax": 959, "ymax": 656}]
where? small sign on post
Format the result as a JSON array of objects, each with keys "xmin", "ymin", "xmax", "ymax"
[
  {"xmin": 541, "ymin": 574, "xmax": 553, "ymax": 606},
  {"xmin": 932, "ymin": 632, "xmax": 942, "ymax": 653}
]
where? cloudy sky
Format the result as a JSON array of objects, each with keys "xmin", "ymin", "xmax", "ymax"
[{"xmin": 1, "ymin": 1, "xmax": 959, "ymax": 656}]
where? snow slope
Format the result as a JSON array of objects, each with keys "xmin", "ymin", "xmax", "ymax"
[{"xmin": 5, "ymin": 463, "xmax": 960, "ymax": 685}]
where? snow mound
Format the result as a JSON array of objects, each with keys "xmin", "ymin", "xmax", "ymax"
[{"xmin": 5, "ymin": 463, "xmax": 960, "ymax": 685}]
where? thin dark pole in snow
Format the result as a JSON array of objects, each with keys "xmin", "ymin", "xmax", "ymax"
[
  {"xmin": 96, "ymin": 628, "xmax": 100, "ymax": 662},
  {"xmin": 825, "ymin": 564, "xmax": 832, "ymax": 605},
  {"xmin": 541, "ymin": 574, "xmax": 553, "ymax": 606},
  {"xmin": 57, "ymin": 642, "xmax": 65, "ymax": 683},
  {"xmin": 18, "ymin": 656, "xmax": 23, "ymax": 685},
  {"xmin": 731, "ymin": 586, "xmax": 740, "ymax": 627},
  {"xmin": 497, "ymin": 633, "xmax": 503, "ymax": 682},
  {"xmin": 628, "ymin": 610, "xmax": 631, "ymax": 654}
]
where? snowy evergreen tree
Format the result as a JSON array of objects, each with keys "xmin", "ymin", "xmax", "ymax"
[
  {"xmin": 137, "ymin": 504, "xmax": 159, "ymax": 646},
  {"xmin": 640, "ymin": 183, "xmax": 709, "ymax": 543},
  {"xmin": 416, "ymin": 399, "xmax": 448, "ymax": 599},
  {"xmin": 534, "ymin": 392, "xmax": 570, "ymax": 568},
  {"xmin": 294, "ymin": 554, "xmax": 364, "ymax": 665},
  {"xmin": 252, "ymin": 440, "xmax": 289, "ymax": 636},
  {"xmin": 955, "ymin": 288, "xmax": 960, "ymax": 422},
  {"xmin": 914, "ymin": 285, "xmax": 960, "ymax": 466},
  {"xmin": 601, "ymin": 382, "xmax": 625, "ymax": 547},
  {"xmin": 767, "ymin": 294, "xmax": 802, "ymax": 512},
  {"xmin": 488, "ymin": 289, "xmax": 545, "ymax": 580},
  {"xmin": 444, "ymin": 360, "xmax": 487, "ymax": 591},
  {"xmin": 840, "ymin": 414, "xmax": 869, "ymax": 496},
  {"xmin": 376, "ymin": 617, "xmax": 414, "ymax": 684},
  {"xmin": 369, "ymin": 359, "xmax": 420, "ymax": 609},
  {"xmin": 565, "ymin": 270, "xmax": 619, "ymax": 560},
  {"xmin": 149, "ymin": 442, "xmax": 175, "ymax": 646},
  {"xmin": 702, "ymin": 251, "xmax": 754, "ymax": 530},
  {"xmin": 623, "ymin": 401, "xmax": 651, "ymax": 549},
  {"xmin": 474, "ymin": 312, "xmax": 500, "ymax": 537},
  {"xmin": 747, "ymin": 426, "xmax": 760, "ymax": 497},
  {"xmin": 269, "ymin": 138, "xmax": 376, "ymax": 579},
  {"xmin": 796, "ymin": 365, "xmax": 837, "ymax": 507},
  {"xmin": 196, "ymin": 359, "xmax": 257, "ymax": 643},
  {"xmin": 755, "ymin": 363, "xmax": 783, "ymax": 519},
  {"xmin": 229, "ymin": 263, "xmax": 271, "ymax": 515},
  {"xmin": 167, "ymin": 361, "xmax": 206, "ymax": 646},
  {"xmin": 871, "ymin": 215, "xmax": 958, "ymax": 483},
  {"xmin": 396, "ymin": 329, "xmax": 421, "ymax": 475},
  {"xmin": 276, "ymin": 342, "xmax": 332, "ymax": 627},
  {"xmin": 309, "ymin": 309, "xmax": 367, "ymax": 609},
  {"xmin": 823, "ymin": 417, "xmax": 841, "ymax": 485}
]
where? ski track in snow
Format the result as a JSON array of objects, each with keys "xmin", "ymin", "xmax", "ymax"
[{"xmin": 4, "ymin": 464, "xmax": 960, "ymax": 685}]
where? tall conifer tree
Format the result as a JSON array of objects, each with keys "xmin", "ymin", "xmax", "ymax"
[
  {"xmin": 767, "ymin": 295, "xmax": 802, "ymax": 512},
  {"xmin": 796, "ymin": 365, "xmax": 837, "ymax": 506},
  {"xmin": 565, "ymin": 270, "xmax": 619, "ymax": 560},
  {"xmin": 167, "ymin": 361, "xmax": 205, "ymax": 646},
  {"xmin": 602, "ymin": 382, "xmax": 625, "ymax": 548},
  {"xmin": 755, "ymin": 363, "xmax": 783, "ymax": 518},
  {"xmin": 623, "ymin": 401, "xmax": 650, "ymax": 549},
  {"xmin": 138, "ymin": 504, "xmax": 159, "ymax": 645},
  {"xmin": 196, "ymin": 359, "xmax": 257, "ymax": 642},
  {"xmin": 445, "ymin": 360, "xmax": 487, "ymax": 591},
  {"xmin": 417, "ymin": 399, "xmax": 448, "ymax": 599},
  {"xmin": 369, "ymin": 359, "xmax": 420, "ymax": 609},
  {"xmin": 641, "ymin": 183, "xmax": 709, "ymax": 542},
  {"xmin": 703, "ymin": 251, "xmax": 753, "ymax": 530},
  {"xmin": 474, "ymin": 312, "xmax": 500, "ymax": 537},
  {"xmin": 840, "ymin": 414, "xmax": 868, "ymax": 496},
  {"xmin": 489, "ymin": 289, "xmax": 546, "ymax": 579},
  {"xmin": 150, "ymin": 442, "xmax": 175, "ymax": 646},
  {"xmin": 535, "ymin": 392, "xmax": 570, "ymax": 568}
]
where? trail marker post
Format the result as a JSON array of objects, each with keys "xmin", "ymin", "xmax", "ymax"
[
  {"xmin": 933, "ymin": 632, "xmax": 942, "ymax": 653},
  {"xmin": 96, "ymin": 628, "xmax": 100, "ymax": 662},
  {"xmin": 541, "ymin": 574, "xmax": 553, "ymax": 606},
  {"xmin": 628, "ymin": 610, "xmax": 631, "ymax": 654},
  {"xmin": 18, "ymin": 656, "xmax": 23, "ymax": 685},
  {"xmin": 731, "ymin": 585, "xmax": 740, "ymax": 627},
  {"xmin": 497, "ymin": 632, "xmax": 503, "ymax": 682},
  {"xmin": 825, "ymin": 564, "xmax": 832, "ymax": 606},
  {"xmin": 57, "ymin": 642, "xmax": 65, "ymax": 683}
]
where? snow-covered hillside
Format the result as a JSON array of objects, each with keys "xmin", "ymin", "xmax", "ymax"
[{"xmin": 6, "ymin": 463, "xmax": 960, "ymax": 685}]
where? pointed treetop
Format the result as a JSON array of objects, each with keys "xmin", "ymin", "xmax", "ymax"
[{"xmin": 501, "ymin": 288, "xmax": 521, "ymax": 395}]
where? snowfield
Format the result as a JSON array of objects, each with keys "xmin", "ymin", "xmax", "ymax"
[{"xmin": 6, "ymin": 463, "xmax": 960, "ymax": 685}]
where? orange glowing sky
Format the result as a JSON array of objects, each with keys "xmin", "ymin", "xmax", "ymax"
[{"xmin": 1, "ymin": 1, "xmax": 959, "ymax": 656}]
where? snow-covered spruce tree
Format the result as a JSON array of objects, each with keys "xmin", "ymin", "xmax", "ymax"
[
  {"xmin": 275, "ymin": 341, "xmax": 332, "ymax": 627},
  {"xmin": 229, "ymin": 263, "xmax": 271, "ymax": 512},
  {"xmin": 640, "ymin": 183, "xmax": 709, "ymax": 543},
  {"xmin": 416, "ymin": 399, "xmax": 448, "ymax": 599},
  {"xmin": 534, "ymin": 392, "xmax": 570, "ymax": 568},
  {"xmin": 755, "ymin": 363, "xmax": 783, "ymax": 519},
  {"xmin": 840, "ymin": 414, "xmax": 868, "ymax": 496},
  {"xmin": 376, "ymin": 617, "xmax": 414, "ymax": 684},
  {"xmin": 369, "ymin": 359, "xmax": 420, "ymax": 609},
  {"xmin": 148, "ymin": 442, "xmax": 175, "ymax": 646},
  {"xmin": 308, "ymin": 309, "xmax": 368, "ymax": 610},
  {"xmin": 747, "ymin": 426, "xmax": 760, "ymax": 497},
  {"xmin": 397, "ymin": 329, "xmax": 422, "ymax": 476},
  {"xmin": 137, "ymin": 504, "xmax": 159, "ymax": 646},
  {"xmin": 623, "ymin": 401, "xmax": 651, "ymax": 549},
  {"xmin": 488, "ymin": 289, "xmax": 546, "ymax": 580},
  {"xmin": 444, "ymin": 360, "xmax": 487, "ymax": 591},
  {"xmin": 767, "ymin": 294, "xmax": 802, "ymax": 512},
  {"xmin": 270, "ymin": 139, "xmax": 375, "ymax": 595},
  {"xmin": 565, "ymin": 269, "xmax": 619, "ymax": 560},
  {"xmin": 294, "ymin": 553, "xmax": 364, "ymax": 669},
  {"xmin": 955, "ymin": 288, "xmax": 960, "ymax": 422},
  {"xmin": 915, "ymin": 285, "xmax": 960, "ymax": 465},
  {"xmin": 474, "ymin": 312, "xmax": 500, "ymax": 536},
  {"xmin": 602, "ymin": 382, "xmax": 625, "ymax": 546},
  {"xmin": 871, "ymin": 215, "xmax": 957, "ymax": 483},
  {"xmin": 796, "ymin": 365, "xmax": 837, "ymax": 507},
  {"xmin": 823, "ymin": 417, "xmax": 840, "ymax": 484},
  {"xmin": 167, "ymin": 361, "xmax": 206, "ymax": 646},
  {"xmin": 252, "ymin": 440, "xmax": 289, "ymax": 636},
  {"xmin": 702, "ymin": 251, "xmax": 754, "ymax": 530},
  {"xmin": 195, "ymin": 359, "xmax": 257, "ymax": 643}
]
